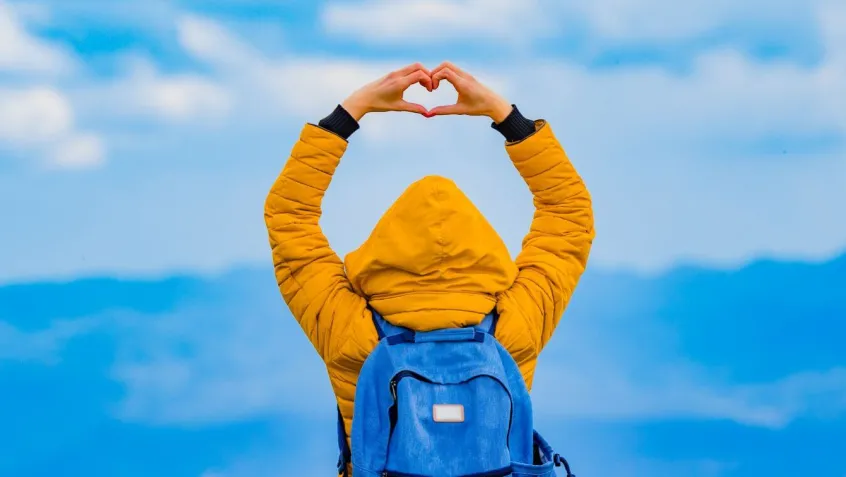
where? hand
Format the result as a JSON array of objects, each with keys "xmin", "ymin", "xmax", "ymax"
[
  {"xmin": 341, "ymin": 63, "xmax": 433, "ymax": 121},
  {"xmin": 428, "ymin": 62, "xmax": 513, "ymax": 123}
]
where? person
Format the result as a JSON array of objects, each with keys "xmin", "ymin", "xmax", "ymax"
[{"xmin": 264, "ymin": 61, "xmax": 594, "ymax": 471}]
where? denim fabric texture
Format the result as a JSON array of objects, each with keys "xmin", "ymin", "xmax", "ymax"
[{"xmin": 348, "ymin": 311, "xmax": 562, "ymax": 477}]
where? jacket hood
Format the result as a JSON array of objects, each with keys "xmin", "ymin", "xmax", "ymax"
[{"xmin": 344, "ymin": 175, "xmax": 517, "ymax": 331}]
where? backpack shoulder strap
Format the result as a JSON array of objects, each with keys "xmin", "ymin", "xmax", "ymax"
[
  {"xmin": 370, "ymin": 305, "xmax": 499, "ymax": 344},
  {"xmin": 336, "ymin": 405, "xmax": 351, "ymax": 477},
  {"xmin": 478, "ymin": 307, "xmax": 500, "ymax": 336},
  {"xmin": 335, "ymin": 306, "xmax": 408, "ymax": 472}
]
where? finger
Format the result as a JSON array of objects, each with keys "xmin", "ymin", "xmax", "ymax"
[
  {"xmin": 394, "ymin": 100, "xmax": 429, "ymax": 115},
  {"xmin": 428, "ymin": 103, "xmax": 468, "ymax": 116},
  {"xmin": 430, "ymin": 63, "xmax": 448, "ymax": 88},
  {"xmin": 431, "ymin": 61, "xmax": 470, "ymax": 80},
  {"xmin": 391, "ymin": 62, "xmax": 429, "ymax": 78},
  {"xmin": 400, "ymin": 69, "xmax": 432, "ymax": 91},
  {"xmin": 432, "ymin": 68, "xmax": 461, "ymax": 89}
]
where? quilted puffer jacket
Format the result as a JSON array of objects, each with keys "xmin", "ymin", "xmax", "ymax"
[{"xmin": 264, "ymin": 119, "xmax": 594, "ymax": 454}]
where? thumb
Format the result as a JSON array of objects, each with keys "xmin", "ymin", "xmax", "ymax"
[
  {"xmin": 428, "ymin": 103, "xmax": 467, "ymax": 116},
  {"xmin": 395, "ymin": 100, "xmax": 429, "ymax": 115}
]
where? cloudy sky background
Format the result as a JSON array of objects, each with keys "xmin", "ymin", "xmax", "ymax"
[{"xmin": 1, "ymin": 0, "xmax": 844, "ymax": 476}]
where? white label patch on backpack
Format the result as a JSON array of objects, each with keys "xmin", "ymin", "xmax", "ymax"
[{"xmin": 432, "ymin": 404, "xmax": 465, "ymax": 423}]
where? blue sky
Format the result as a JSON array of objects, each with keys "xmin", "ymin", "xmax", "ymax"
[{"xmin": 1, "ymin": 0, "xmax": 845, "ymax": 476}]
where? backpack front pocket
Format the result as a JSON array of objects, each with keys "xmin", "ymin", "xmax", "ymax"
[{"xmin": 384, "ymin": 371, "xmax": 513, "ymax": 476}]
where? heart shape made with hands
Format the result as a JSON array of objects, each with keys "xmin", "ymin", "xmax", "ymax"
[
  {"xmin": 405, "ymin": 63, "xmax": 480, "ymax": 118},
  {"xmin": 403, "ymin": 77, "xmax": 459, "ymax": 116},
  {"xmin": 344, "ymin": 62, "xmax": 510, "ymax": 121},
  {"xmin": 393, "ymin": 62, "xmax": 508, "ymax": 120}
]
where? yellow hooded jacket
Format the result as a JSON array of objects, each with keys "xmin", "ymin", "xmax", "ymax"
[{"xmin": 264, "ymin": 119, "xmax": 594, "ymax": 459}]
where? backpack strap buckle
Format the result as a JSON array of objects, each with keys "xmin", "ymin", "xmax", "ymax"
[{"xmin": 553, "ymin": 453, "xmax": 575, "ymax": 477}]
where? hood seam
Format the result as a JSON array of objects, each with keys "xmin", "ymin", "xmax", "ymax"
[{"xmin": 435, "ymin": 180, "xmax": 447, "ymax": 276}]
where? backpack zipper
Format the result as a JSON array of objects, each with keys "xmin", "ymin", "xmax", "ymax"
[{"xmin": 388, "ymin": 371, "xmax": 512, "ymax": 439}]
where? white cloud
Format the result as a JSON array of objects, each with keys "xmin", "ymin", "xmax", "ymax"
[
  {"xmin": 0, "ymin": 87, "xmax": 72, "ymax": 143},
  {"xmin": 494, "ymin": 45, "xmax": 845, "ymax": 270},
  {"xmin": 112, "ymin": 300, "xmax": 845, "ymax": 430},
  {"xmin": 819, "ymin": 0, "xmax": 846, "ymax": 62},
  {"xmin": 109, "ymin": 291, "xmax": 846, "ymax": 430},
  {"xmin": 178, "ymin": 15, "xmax": 265, "ymax": 71},
  {"xmin": 140, "ymin": 76, "xmax": 231, "ymax": 122},
  {"xmin": 174, "ymin": 15, "xmax": 513, "ymax": 125},
  {"xmin": 0, "ymin": 0, "xmax": 72, "ymax": 73},
  {"xmin": 561, "ymin": 0, "xmax": 810, "ymax": 42},
  {"xmin": 177, "ymin": 15, "xmax": 385, "ymax": 118},
  {"xmin": 50, "ymin": 133, "xmax": 106, "ymax": 169},
  {"xmin": 320, "ymin": 0, "xmax": 814, "ymax": 44},
  {"xmin": 112, "ymin": 305, "xmax": 336, "ymax": 425},
  {"xmin": 0, "ymin": 4, "xmax": 104, "ymax": 169},
  {"xmin": 113, "ymin": 58, "xmax": 232, "ymax": 122},
  {"xmin": 527, "ymin": 291, "xmax": 846, "ymax": 429},
  {"xmin": 2, "ymin": 5, "xmax": 846, "ymax": 277},
  {"xmin": 0, "ymin": 87, "xmax": 107, "ymax": 169},
  {"xmin": 322, "ymin": 0, "xmax": 551, "ymax": 45},
  {"xmin": 0, "ymin": 8, "xmax": 228, "ymax": 171},
  {"xmin": 533, "ymin": 358, "xmax": 846, "ymax": 429},
  {"xmin": 0, "ymin": 318, "xmax": 99, "ymax": 364}
]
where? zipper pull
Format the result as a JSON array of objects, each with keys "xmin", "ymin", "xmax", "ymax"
[{"xmin": 390, "ymin": 380, "xmax": 398, "ymax": 400}]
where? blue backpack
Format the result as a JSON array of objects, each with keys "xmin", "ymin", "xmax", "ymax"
[{"xmin": 336, "ymin": 308, "xmax": 575, "ymax": 477}]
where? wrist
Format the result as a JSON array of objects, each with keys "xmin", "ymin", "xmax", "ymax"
[
  {"xmin": 341, "ymin": 97, "xmax": 369, "ymax": 122},
  {"xmin": 488, "ymin": 98, "xmax": 513, "ymax": 124},
  {"xmin": 490, "ymin": 104, "xmax": 535, "ymax": 142},
  {"xmin": 318, "ymin": 104, "xmax": 360, "ymax": 140}
]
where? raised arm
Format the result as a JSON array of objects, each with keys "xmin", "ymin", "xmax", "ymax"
[
  {"xmin": 265, "ymin": 63, "xmax": 434, "ymax": 363},
  {"xmin": 498, "ymin": 118, "xmax": 594, "ymax": 352},
  {"xmin": 429, "ymin": 62, "xmax": 595, "ymax": 367},
  {"xmin": 265, "ymin": 118, "xmax": 365, "ymax": 362}
]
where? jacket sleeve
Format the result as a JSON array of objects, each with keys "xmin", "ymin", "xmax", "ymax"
[
  {"xmin": 264, "ymin": 123, "xmax": 369, "ymax": 363},
  {"xmin": 497, "ymin": 120, "xmax": 595, "ymax": 356}
]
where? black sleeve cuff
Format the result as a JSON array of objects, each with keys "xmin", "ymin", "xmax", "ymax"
[
  {"xmin": 491, "ymin": 105, "xmax": 536, "ymax": 142},
  {"xmin": 318, "ymin": 104, "xmax": 360, "ymax": 140}
]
